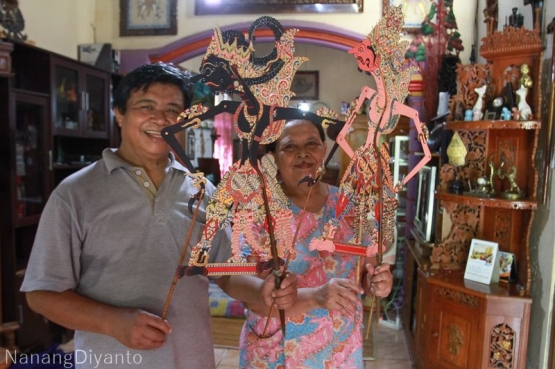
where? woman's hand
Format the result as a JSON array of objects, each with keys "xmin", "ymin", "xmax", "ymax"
[
  {"xmin": 364, "ymin": 263, "xmax": 393, "ymax": 297},
  {"xmin": 315, "ymin": 278, "xmax": 363, "ymax": 317}
]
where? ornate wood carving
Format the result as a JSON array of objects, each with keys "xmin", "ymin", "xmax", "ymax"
[
  {"xmin": 448, "ymin": 64, "xmax": 492, "ymax": 120},
  {"xmin": 480, "ymin": 27, "xmax": 542, "ymax": 59},
  {"xmin": 447, "ymin": 324, "xmax": 464, "ymax": 355},
  {"xmin": 490, "ymin": 323, "xmax": 515, "ymax": 368},
  {"xmin": 493, "ymin": 209, "xmax": 511, "ymax": 247},
  {"xmin": 433, "ymin": 285, "xmax": 481, "ymax": 308},
  {"xmin": 479, "ymin": 26, "xmax": 544, "ymax": 120},
  {"xmin": 432, "ymin": 201, "xmax": 479, "ymax": 265}
]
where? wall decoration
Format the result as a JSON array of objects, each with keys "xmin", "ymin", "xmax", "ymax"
[
  {"xmin": 120, "ymin": 0, "xmax": 177, "ymax": 37},
  {"xmin": 195, "ymin": 0, "xmax": 363, "ymax": 14},
  {"xmin": 291, "ymin": 71, "xmax": 319, "ymax": 100},
  {"xmin": 383, "ymin": 0, "xmax": 436, "ymax": 29}
]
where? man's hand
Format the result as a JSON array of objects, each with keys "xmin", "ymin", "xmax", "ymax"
[{"xmin": 109, "ymin": 309, "xmax": 172, "ymax": 350}]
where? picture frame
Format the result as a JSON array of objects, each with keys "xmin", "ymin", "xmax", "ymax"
[
  {"xmin": 414, "ymin": 165, "xmax": 437, "ymax": 243},
  {"xmin": 464, "ymin": 238, "xmax": 500, "ymax": 285},
  {"xmin": 498, "ymin": 251, "xmax": 516, "ymax": 284},
  {"xmin": 484, "ymin": 111, "xmax": 497, "ymax": 120},
  {"xmin": 383, "ymin": 0, "xmax": 437, "ymax": 29},
  {"xmin": 195, "ymin": 0, "xmax": 363, "ymax": 15},
  {"xmin": 120, "ymin": 0, "xmax": 177, "ymax": 37},
  {"xmin": 291, "ymin": 71, "xmax": 319, "ymax": 100}
]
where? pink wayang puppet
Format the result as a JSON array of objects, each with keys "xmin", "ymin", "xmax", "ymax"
[{"xmin": 310, "ymin": 6, "xmax": 431, "ymax": 262}]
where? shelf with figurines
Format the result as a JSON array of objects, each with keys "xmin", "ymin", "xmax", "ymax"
[
  {"xmin": 445, "ymin": 120, "xmax": 540, "ymax": 130},
  {"xmin": 436, "ymin": 24, "xmax": 543, "ymax": 295}
]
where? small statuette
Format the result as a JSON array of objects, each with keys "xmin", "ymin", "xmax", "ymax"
[
  {"xmin": 511, "ymin": 107, "xmax": 521, "ymax": 121},
  {"xmin": 464, "ymin": 109, "xmax": 473, "ymax": 121},
  {"xmin": 516, "ymin": 85, "xmax": 532, "ymax": 120},
  {"xmin": 472, "ymin": 85, "xmax": 487, "ymax": 121},
  {"xmin": 497, "ymin": 162, "xmax": 524, "ymax": 200},
  {"xmin": 501, "ymin": 107, "xmax": 512, "ymax": 120}
]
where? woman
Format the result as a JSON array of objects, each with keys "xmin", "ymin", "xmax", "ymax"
[{"xmin": 239, "ymin": 119, "xmax": 393, "ymax": 368}]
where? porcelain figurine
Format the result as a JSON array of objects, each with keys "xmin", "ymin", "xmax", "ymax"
[
  {"xmin": 516, "ymin": 85, "xmax": 532, "ymax": 120},
  {"xmin": 472, "ymin": 85, "xmax": 487, "ymax": 120},
  {"xmin": 464, "ymin": 109, "xmax": 473, "ymax": 121},
  {"xmin": 501, "ymin": 107, "xmax": 512, "ymax": 120}
]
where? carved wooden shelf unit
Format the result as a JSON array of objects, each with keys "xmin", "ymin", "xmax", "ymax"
[
  {"xmin": 402, "ymin": 26, "xmax": 542, "ymax": 369},
  {"xmin": 436, "ymin": 26, "xmax": 543, "ymax": 294}
]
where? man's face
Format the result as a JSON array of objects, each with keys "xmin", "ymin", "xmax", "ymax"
[{"xmin": 115, "ymin": 82, "xmax": 185, "ymax": 165}]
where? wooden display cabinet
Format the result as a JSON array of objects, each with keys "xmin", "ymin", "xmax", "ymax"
[
  {"xmin": 0, "ymin": 44, "xmax": 55, "ymax": 352},
  {"xmin": 403, "ymin": 25, "xmax": 542, "ymax": 369},
  {"xmin": 426, "ymin": 270, "xmax": 531, "ymax": 369},
  {"xmin": 0, "ymin": 41, "xmax": 117, "ymax": 351}
]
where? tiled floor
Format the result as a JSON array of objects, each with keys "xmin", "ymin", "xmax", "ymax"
[{"xmin": 214, "ymin": 323, "xmax": 414, "ymax": 369}]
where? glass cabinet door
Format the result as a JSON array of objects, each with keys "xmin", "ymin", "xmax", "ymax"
[
  {"xmin": 14, "ymin": 92, "xmax": 49, "ymax": 221},
  {"xmin": 54, "ymin": 63, "xmax": 80, "ymax": 134},
  {"xmin": 52, "ymin": 57, "xmax": 110, "ymax": 138},
  {"xmin": 84, "ymin": 69, "xmax": 109, "ymax": 137}
]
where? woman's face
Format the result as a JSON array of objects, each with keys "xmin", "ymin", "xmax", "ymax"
[{"xmin": 273, "ymin": 120, "xmax": 327, "ymax": 189}]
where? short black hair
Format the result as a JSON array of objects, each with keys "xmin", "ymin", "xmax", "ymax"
[
  {"xmin": 265, "ymin": 119, "xmax": 326, "ymax": 153},
  {"xmin": 113, "ymin": 62, "xmax": 193, "ymax": 114}
]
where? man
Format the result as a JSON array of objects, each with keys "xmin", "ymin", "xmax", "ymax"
[{"xmin": 21, "ymin": 62, "xmax": 296, "ymax": 368}]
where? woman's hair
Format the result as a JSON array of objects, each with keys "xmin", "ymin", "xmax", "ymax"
[
  {"xmin": 265, "ymin": 119, "xmax": 326, "ymax": 153},
  {"xmin": 113, "ymin": 62, "xmax": 193, "ymax": 114}
]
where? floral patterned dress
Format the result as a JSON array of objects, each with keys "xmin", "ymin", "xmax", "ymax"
[{"xmin": 238, "ymin": 185, "xmax": 376, "ymax": 369}]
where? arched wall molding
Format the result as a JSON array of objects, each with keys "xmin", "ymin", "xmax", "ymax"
[{"xmin": 119, "ymin": 20, "xmax": 365, "ymax": 73}]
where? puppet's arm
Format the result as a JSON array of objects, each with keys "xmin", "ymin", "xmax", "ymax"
[
  {"xmin": 391, "ymin": 100, "xmax": 431, "ymax": 188},
  {"xmin": 162, "ymin": 101, "xmax": 240, "ymax": 172},
  {"xmin": 336, "ymin": 86, "xmax": 378, "ymax": 159}
]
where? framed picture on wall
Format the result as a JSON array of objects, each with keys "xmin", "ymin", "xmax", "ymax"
[
  {"xmin": 383, "ymin": 0, "xmax": 437, "ymax": 29},
  {"xmin": 120, "ymin": 0, "xmax": 177, "ymax": 37},
  {"xmin": 291, "ymin": 71, "xmax": 319, "ymax": 100},
  {"xmin": 195, "ymin": 0, "xmax": 363, "ymax": 14}
]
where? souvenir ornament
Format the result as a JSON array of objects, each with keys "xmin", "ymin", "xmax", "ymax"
[{"xmin": 472, "ymin": 85, "xmax": 487, "ymax": 120}]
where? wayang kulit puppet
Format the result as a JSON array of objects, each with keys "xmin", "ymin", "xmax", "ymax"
[
  {"xmin": 310, "ymin": 6, "xmax": 431, "ymax": 264},
  {"xmin": 160, "ymin": 16, "xmax": 342, "ymax": 323}
]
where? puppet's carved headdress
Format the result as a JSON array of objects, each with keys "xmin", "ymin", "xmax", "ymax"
[
  {"xmin": 203, "ymin": 17, "xmax": 307, "ymax": 106},
  {"xmin": 367, "ymin": 6, "xmax": 419, "ymax": 132},
  {"xmin": 370, "ymin": 5, "xmax": 409, "ymax": 74}
]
